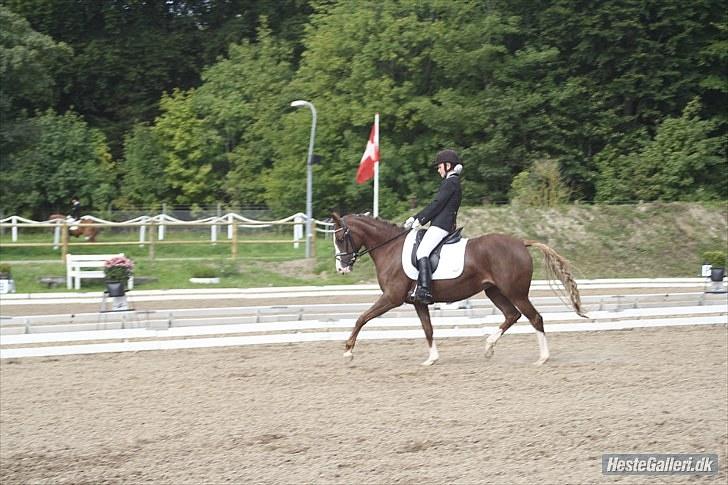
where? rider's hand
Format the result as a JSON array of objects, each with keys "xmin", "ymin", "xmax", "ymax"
[
  {"xmin": 404, "ymin": 217, "xmax": 415, "ymax": 229},
  {"xmin": 412, "ymin": 218, "xmax": 421, "ymax": 229}
]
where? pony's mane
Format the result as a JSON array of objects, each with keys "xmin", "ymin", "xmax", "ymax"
[{"xmin": 350, "ymin": 213, "xmax": 402, "ymax": 231}]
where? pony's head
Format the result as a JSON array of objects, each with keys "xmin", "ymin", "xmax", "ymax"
[{"xmin": 331, "ymin": 213, "xmax": 364, "ymax": 273}]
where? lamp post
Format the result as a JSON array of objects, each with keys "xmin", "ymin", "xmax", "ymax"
[{"xmin": 290, "ymin": 100, "xmax": 317, "ymax": 258}]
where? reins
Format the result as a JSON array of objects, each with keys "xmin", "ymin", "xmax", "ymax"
[
  {"xmin": 355, "ymin": 229, "xmax": 409, "ymax": 259},
  {"xmin": 334, "ymin": 218, "xmax": 409, "ymax": 265}
]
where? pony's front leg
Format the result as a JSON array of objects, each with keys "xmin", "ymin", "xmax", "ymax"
[
  {"xmin": 344, "ymin": 295, "xmax": 398, "ymax": 363},
  {"xmin": 414, "ymin": 302, "xmax": 438, "ymax": 366}
]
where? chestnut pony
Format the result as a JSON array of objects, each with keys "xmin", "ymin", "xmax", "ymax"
[
  {"xmin": 332, "ymin": 213, "xmax": 586, "ymax": 366},
  {"xmin": 49, "ymin": 214, "xmax": 100, "ymax": 242}
]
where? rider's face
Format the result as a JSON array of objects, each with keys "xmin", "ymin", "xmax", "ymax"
[{"xmin": 437, "ymin": 163, "xmax": 447, "ymax": 178}]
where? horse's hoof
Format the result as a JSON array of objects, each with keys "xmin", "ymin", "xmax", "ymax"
[
  {"xmin": 484, "ymin": 345, "xmax": 495, "ymax": 360},
  {"xmin": 343, "ymin": 350, "xmax": 353, "ymax": 363},
  {"xmin": 534, "ymin": 357, "xmax": 549, "ymax": 366},
  {"xmin": 421, "ymin": 359, "xmax": 437, "ymax": 366}
]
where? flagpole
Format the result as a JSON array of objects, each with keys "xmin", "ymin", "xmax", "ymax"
[{"xmin": 373, "ymin": 113, "xmax": 380, "ymax": 217}]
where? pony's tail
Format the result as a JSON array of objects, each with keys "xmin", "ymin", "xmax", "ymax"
[{"xmin": 524, "ymin": 240, "xmax": 587, "ymax": 318}]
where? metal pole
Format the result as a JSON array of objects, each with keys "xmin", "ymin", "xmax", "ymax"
[
  {"xmin": 290, "ymin": 100, "xmax": 317, "ymax": 258},
  {"xmin": 373, "ymin": 112, "xmax": 380, "ymax": 217}
]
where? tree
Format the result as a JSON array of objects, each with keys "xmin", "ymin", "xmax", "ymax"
[
  {"xmin": 596, "ymin": 98, "xmax": 726, "ymax": 202},
  {"xmin": 0, "ymin": 5, "xmax": 71, "ymax": 170},
  {"xmin": 196, "ymin": 24, "xmax": 295, "ymax": 206},
  {"xmin": 153, "ymin": 89, "xmax": 224, "ymax": 205},
  {"xmin": 3, "ymin": 0, "xmax": 314, "ymax": 157},
  {"xmin": 271, "ymin": 0, "xmax": 572, "ymax": 215},
  {"xmin": 0, "ymin": 110, "xmax": 114, "ymax": 218},
  {"xmin": 117, "ymin": 124, "xmax": 168, "ymax": 207},
  {"xmin": 510, "ymin": 159, "xmax": 572, "ymax": 207}
]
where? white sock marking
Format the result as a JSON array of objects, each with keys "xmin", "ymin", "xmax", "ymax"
[
  {"xmin": 536, "ymin": 331, "xmax": 549, "ymax": 360},
  {"xmin": 487, "ymin": 328, "xmax": 503, "ymax": 345},
  {"xmin": 428, "ymin": 341, "xmax": 439, "ymax": 362}
]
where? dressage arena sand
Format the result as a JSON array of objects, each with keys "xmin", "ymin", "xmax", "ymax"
[{"xmin": 1, "ymin": 325, "xmax": 726, "ymax": 484}]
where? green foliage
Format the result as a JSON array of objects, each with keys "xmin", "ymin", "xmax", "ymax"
[
  {"xmin": 278, "ymin": 0, "xmax": 571, "ymax": 214},
  {"xmin": 0, "ymin": 5, "xmax": 72, "ymax": 204},
  {"xmin": 190, "ymin": 265, "xmax": 220, "ymax": 278},
  {"xmin": 510, "ymin": 159, "xmax": 572, "ymax": 207},
  {"xmin": 0, "ymin": 6, "xmax": 71, "ymax": 120},
  {"xmin": 0, "ymin": 263, "xmax": 11, "ymax": 275},
  {"xmin": 118, "ymin": 124, "xmax": 168, "ymax": 207},
  {"xmin": 702, "ymin": 250, "xmax": 727, "ymax": 268},
  {"xmin": 197, "ymin": 25, "xmax": 295, "ymax": 206},
  {"xmin": 103, "ymin": 255, "xmax": 134, "ymax": 282},
  {"xmin": 104, "ymin": 265, "xmax": 131, "ymax": 282},
  {"xmin": 0, "ymin": 0, "xmax": 726, "ymax": 217},
  {"xmin": 596, "ymin": 98, "xmax": 726, "ymax": 202},
  {"xmin": 0, "ymin": 109, "xmax": 114, "ymax": 218},
  {"xmin": 3, "ymin": 0, "xmax": 312, "ymax": 157},
  {"xmin": 153, "ymin": 89, "xmax": 224, "ymax": 204}
]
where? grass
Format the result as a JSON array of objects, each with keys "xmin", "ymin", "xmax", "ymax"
[
  {"xmin": 0, "ymin": 236, "xmax": 376, "ymax": 293},
  {"xmin": 1, "ymin": 201, "xmax": 725, "ymax": 293},
  {"xmin": 0, "ymin": 226, "xmax": 303, "ymax": 260}
]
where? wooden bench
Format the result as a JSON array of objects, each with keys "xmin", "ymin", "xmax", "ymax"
[{"xmin": 66, "ymin": 253, "xmax": 135, "ymax": 290}]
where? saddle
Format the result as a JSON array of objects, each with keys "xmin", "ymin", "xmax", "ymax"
[{"xmin": 410, "ymin": 227, "xmax": 463, "ymax": 273}]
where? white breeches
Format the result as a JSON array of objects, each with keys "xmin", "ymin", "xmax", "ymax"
[{"xmin": 416, "ymin": 226, "xmax": 449, "ymax": 260}]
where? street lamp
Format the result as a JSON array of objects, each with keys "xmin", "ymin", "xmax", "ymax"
[{"xmin": 290, "ymin": 100, "xmax": 317, "ymax": 258}]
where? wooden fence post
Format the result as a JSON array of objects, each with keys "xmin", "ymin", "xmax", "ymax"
[
  {"xmin": 149, "ymin": 221, "xmax": 156, "ymax": 260},
  {"xmin": 310, "ymin": 229, "xmax": 316, "ymax": 258},
  {"xmin": 61, "ymin": 222, "xmax": 69, "ymax": 261}
]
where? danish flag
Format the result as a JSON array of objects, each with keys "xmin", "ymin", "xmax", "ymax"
[{"xmin": 355, "ymin": 118, "xmax": 379, "ymax": 184}]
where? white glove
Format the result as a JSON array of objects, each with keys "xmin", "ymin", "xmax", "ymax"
[
  {"xmin": 412, "ymin": 218, "xmax": 421, "ymax": 229},
  {"xmin": 404, "ymin": 217, "xmax": 415, "ymax": 229}
]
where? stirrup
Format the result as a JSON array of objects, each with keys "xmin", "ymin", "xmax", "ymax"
[{"xmin": 414, "ymin": 287, "xmax": 433, "ymax": 305}]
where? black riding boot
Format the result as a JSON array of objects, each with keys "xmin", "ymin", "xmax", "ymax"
[{"xmin": 414, "ymin": 257, "xmax": 434, "ymax": 305}]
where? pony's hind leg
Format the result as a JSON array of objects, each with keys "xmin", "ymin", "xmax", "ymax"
[
  {"xmin": 414, "ymin": 303, "xmax": 439, "ymax": 366},
  {"xmin": 512, "ymin": 297, "xmax": 549, "ymax": 365},
  {"xmin": 483, "ymin": 287, "xmax": 521, "ymax": 360}
]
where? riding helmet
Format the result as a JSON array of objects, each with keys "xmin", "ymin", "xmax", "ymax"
[{"xmin": 433, "ymin": 149, "xmax": 460, "ymax": 167}]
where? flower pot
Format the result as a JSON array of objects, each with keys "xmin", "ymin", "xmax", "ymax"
[
  {"xmin": 710, "ymin": 267, "xmax": 725, "ymax": 282},
  {"xmin": 707, "ymin": 267, "xmax": 727, "ymax": 294},
  {"xmin": 0, "ymin": 274, "xmax": 15, "ymax": 294},
  {"xmin": 104, "ymin": 280, "xmax": 129, "ymax": 310},
  {"xmin": 105, "ymin": 280, "xmax": 126, "ymax": 297}
]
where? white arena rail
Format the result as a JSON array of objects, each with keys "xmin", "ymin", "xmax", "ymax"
[{"xmin": 1, "ymin": 278, "xmax": 726, "ymax": 358}]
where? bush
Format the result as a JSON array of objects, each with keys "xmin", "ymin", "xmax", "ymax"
[
  {"xmin": 510, "ymin": 159, "xmax": 572, "ymax": 207},
  {"xmin": 702, "ymin": 251, "xmax": 727, "ymax": 268},
  {"xmin": 190, "ymin": 265, "xmax": 219, "ymax": 278},
  {"xmin": 0, "ymin": 263, "xmax": 11, "ymax": 275}
]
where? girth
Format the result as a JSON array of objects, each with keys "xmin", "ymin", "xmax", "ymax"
[{"xmin": 411, "ymin": 227, "xmax": 463, "ymax": 272}]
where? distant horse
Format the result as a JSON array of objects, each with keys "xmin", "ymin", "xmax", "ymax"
[
  {"xmin": 332, "ymin": 213, "xmax": 587, "ymax": 366},
  {"xmin": 49, "ymin": 214, "xmax": 100, "ymax": 242}
]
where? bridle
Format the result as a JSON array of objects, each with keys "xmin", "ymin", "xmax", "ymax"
[{"xmin": 334, "ymin": 217, "xmax": 408, "ymax": 268}]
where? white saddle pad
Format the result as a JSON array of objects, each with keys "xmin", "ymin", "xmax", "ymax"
[{"xmin": 401, "ymin": 229, "xmax": 468, "ymax": 280}]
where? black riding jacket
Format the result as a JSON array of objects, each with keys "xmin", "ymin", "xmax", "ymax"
[
  {"xmin": 415, "ymin": 173, "xmax": 462, "ymax": 232},
  {"xmin": 70, "ymin": 202, "xmax": 80, "ymax": 220}
]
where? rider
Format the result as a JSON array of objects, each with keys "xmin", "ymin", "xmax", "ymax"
[
  {"xmin": 69, "ymin": 196, "xmax": 81, "ymax": 222},
  {"xmin": 404, "ymin": 149, "xmax": 463, "ymax": 304}
]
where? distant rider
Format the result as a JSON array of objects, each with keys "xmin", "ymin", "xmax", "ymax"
[
  {"xmin": 69, "ymin": 196, "xmax": 81, "ymax": 222},
  {"xmin": 404, "ymin": 149, "xmax": 463, "ymax": 304}
]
